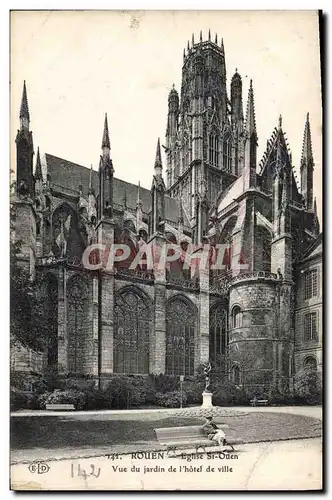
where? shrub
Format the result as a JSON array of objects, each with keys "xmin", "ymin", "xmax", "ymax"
[
  {"xmin": 37, "ymin": 389, "xmax": 86, "ymax": 410},
  {"xmin": 10, "ymin": 390, "xmax": 28, "ymax": 411},
  {"xmin": 103, "ymin": 375, "xmax": 146, "ymax": 409},
  {"xmin": 32, "ymin": 368, "xmax": 62, "ymax": 395},
  {"xmin": 155, "ymin": 391, "xmax": 187, "ymax": 408},
  {"xmin": 149, "ymin": 374, "xmax": 179, "ymax": 393}
]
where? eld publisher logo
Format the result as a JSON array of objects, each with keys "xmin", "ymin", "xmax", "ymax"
[{"xmin": 28, "ymin": 461, "xmax": 50, "ymax": 474}]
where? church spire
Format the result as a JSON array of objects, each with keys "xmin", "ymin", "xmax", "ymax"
[
  {"xmin": 35, "ymin": 147, "xmax": 42, "ymax": 180},
  {"xmin": 244, "ymin": 79, "xmax": 257, "ymax": 137},
  {"xmin": 19, "ymin": 80, "xmax": 30, "ymax": 129},
  {"xmin": 102, "ymin": 113, "xmax": 110, "ymax": 150},
  {"xmin": 301, "ymin": 112, "xmax": 313, "ymax": 165},
  {"xmin": 300, "ymin": 112, "xmax": 314, "ymax": 210},
  {"xmin": 154, "ymin": 138, "xmax": 163, "ymax": 177}
]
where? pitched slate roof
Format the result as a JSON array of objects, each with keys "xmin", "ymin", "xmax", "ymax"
[{"xmin": 45, "ymin": 153, "xmax": 190, "ymax": 227}]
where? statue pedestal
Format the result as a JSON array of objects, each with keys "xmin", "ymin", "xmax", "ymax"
[{"xmin": 201, "ymin": 391, "xmax": 213, "ymax": 408}]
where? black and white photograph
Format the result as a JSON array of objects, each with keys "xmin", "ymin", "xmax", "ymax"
[{"xmin": 9, "ymin": 9, "xmax": 323, "ymax": 491}]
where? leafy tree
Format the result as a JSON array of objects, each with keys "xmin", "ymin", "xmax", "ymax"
[
  {"xmin": 10, "ymin": 238, "xmax": 47, "ymax": 352},
  {"xmin": 293, "ymin": 368, "xmax": 322, "ymax": 404}
]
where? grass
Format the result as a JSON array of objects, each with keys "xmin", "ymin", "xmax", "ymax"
[{"xmin": 11, "ymin": 411, "xmax": 322, "ymax": 452}]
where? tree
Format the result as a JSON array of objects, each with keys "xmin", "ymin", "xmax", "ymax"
[
  {"xmin": 10, "ymin": 238, "xmax": 47, "ymax": 352},
  {"xmin": 293, "ymin": 368, "xmax": 322, "ymax": 405}
]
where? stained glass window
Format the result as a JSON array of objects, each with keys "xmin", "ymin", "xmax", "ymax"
[
  {"xmin": 166, "ymin": 297, "xmax": 196, "ymax": 376},
  {"xmin": 114, "ymin": 290, "xmax": 151, "ymax": 374},
  {"xmin": 67, "ymin": 276, "xmax": 89, "ymax": 373}
]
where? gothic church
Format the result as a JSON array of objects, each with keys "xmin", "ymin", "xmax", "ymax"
[{"xmin": 11, "ymin": 32, "xmax": 322, "ymax": 393}]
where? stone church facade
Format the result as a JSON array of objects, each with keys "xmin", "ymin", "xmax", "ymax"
[{"xmin": 11, "ymin": 33, "xmax": 322, "ymax": 393}]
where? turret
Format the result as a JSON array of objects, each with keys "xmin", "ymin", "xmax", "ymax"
[
  {"xmin": 300, "ymin": 112, "xmax": 314, "ymax": 209},
  {"xmin": 231, "ymin": 69, "xmax": 244, "ymax": 129}
]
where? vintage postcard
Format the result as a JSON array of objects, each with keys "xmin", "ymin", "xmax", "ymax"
[{"xmin": 10, "ymin": 10, "xmax": 323, "ymax": 491}]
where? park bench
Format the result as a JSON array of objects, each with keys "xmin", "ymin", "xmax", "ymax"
[
  {"xmin": 154, "ymin": 425, "xmax": 242, "ymax": 453},
  {"xmin": 250, "ymin": 399, "xmax": 268, "ymax": 407},
  {"xmin": 45, "ymin": 404, "xmax": 75, "ymax": 411}
]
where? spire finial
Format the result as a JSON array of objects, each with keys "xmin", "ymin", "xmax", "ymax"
[
  {"xmin": 200, "ymin": 30, "xmax": 202, "ymax": 42},
  {"xmin": 183, "ymin": 48, "xmax": 185, "ymax": 59},
  {"xmin": 187, "ymin": 40, "xmax": 190, "ymax": 51},
  {"xmin": 192, "ymin": 33, "xmax": 194, "ymax": 46},
  {"xmin": 215, "ymin": 33, "xmax": 218, "ymax": 44},
  {"xmin": 245, "ymin": 79, "xmax": 256, "ymax": 136},
  {"xmin": 20, "ymin": 80, "xmax": 30, "ymax": 124},
  {"xmin": 314, "ymin": 196, "xmax": 317, "ymax": 215},
  {"xmin": 307, "ymin": 112, "xmax": 310, "ymax": 122},
  {"xmin": 221, "ymin": 37, "xmax": 224, "ymax": 52},
  {"xmin": 154, "ymin": 138, "xmax": 163, "ymax": 175},
  {"xmin": 35, "ymin": 147, "xmax": 42, "ymax": 180},
  {"xmin": 278, "ymin": 114, "xmax": 282, "ymax": 130},
  {"xmin": 102, "ymin": 113, "xmax": 110, "ymax": 149},
  {"xmin": 208, "ymin": 29, "xmax": 211, "ymax": 41}
]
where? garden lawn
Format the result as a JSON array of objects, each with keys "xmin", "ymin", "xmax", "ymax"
[{"xmin": 11, "ymin": 411, "xmax": 321, "ymax": 454}]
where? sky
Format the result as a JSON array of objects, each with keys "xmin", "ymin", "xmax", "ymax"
[{"xmin": 10, "ymin": 10, "xmax": 322, "ymax": 222}]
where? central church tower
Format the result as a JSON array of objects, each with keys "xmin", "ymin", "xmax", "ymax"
[{"xmin": 165, "ymin": 31, "xmax": 243, "ymax": 243}]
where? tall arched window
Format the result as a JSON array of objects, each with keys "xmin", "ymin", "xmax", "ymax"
[
  {"xmin": 39, "ymin": 274, "xmax": 58, "ymax": 368},
  {"xmin": 182, "ymin": 134, "xmax": 190, "ymax": 173},
  {"xmin": 114, "ymin": 289, "xmax": 151, "ymax": 374},
  {"xmin": 209, "ymin": 306, "xmax": 228, "ymax": 368},
  {"xmin": 232, "ymin": 306, "xmax": 242, "ymax": 328},
  {"xmin": 209, "ymin": 134, "xmax": 219, "ymax": 167},
  {"xmin": 223, "ymin": 135, "xmax": 232, "ymax": 172},
  {"xmin": 166, "ymin": 297, "xmax": 196, "ymax": 376},
  {"xmin": 67, "ymin": 276, "xmax": 91, "ymax": 373}
]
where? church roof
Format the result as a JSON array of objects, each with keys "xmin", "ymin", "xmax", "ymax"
[
  {"xmin": 216, "ymin": 176, "xmax": 243, "ymax": 213},
  {"xmin": 45, "ymin": 153, "xmax": 190, "ymax": 228}
]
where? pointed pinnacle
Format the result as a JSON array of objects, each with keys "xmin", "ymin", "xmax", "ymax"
[
  {"xmin": 102, "ymin": 113, "xmax": 110, "ymax": 149},
  {"xmin": 278, "ymin": 114, "xmax": 282, "ymax": 130},
  {"xmin": 314, "ymin": 196, "xmax": 317, "ymax": 214},
  {"xmin": 301, "ymin": 112, "xmax": 313, "ymax": 163},
  {"xmin": 35, "ymin": 147, "xmax": 42, "ymax": 180},
  {"xmin": 137, "ymin": 180, "xmax": 141, "ymax": 205},
  {"xmin": 245, "ymin": 79, "xmax": 256, "ymax": 135},
  {"xmin": 20, "ymin": 80, "xmax": 30, "ymax": 121},
  {"xmin": 208, "ymin": 29, "xmax": 211, "ymax": 41},
  {"xmin": 155, "ymin": 138, "xmax": 162, "ymax": 170},
  {"xmin": 200, "ymin": 30, "xmax": 202, "ymax": 42},
  {"xmin": 187, "ymin": 40, "xmax": 190, "ymax": 51},
  {"xmin": 183, "ymin": 48, "xmax": 186, "ymax": 59},
  {"xmin": 192, "ymin": 33, "xmax": 194, "ymax": 46},
  {"xmin": 215, "ymin": 33, "xmax": 218, "ymax": 44},
  {"xmin": 89, "ymin": 165, "xmax": 94, "ymax": 194},
  {"xmin": 221, "ymin": 37, "xmax": 224, "ymax": 52}
]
